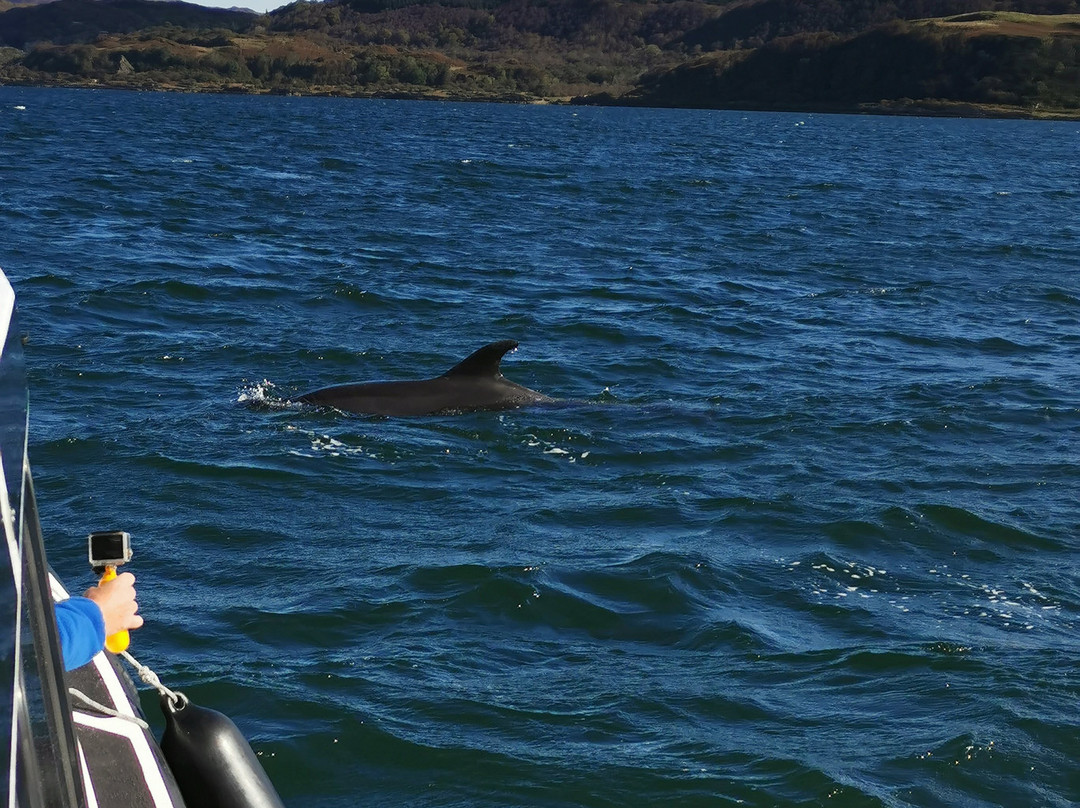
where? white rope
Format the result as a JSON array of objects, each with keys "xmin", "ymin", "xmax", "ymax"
[
  {"xmin": 68, "ymin": 650, "xmax": 188, "ymax": 730},
  {"xmin": 119, "ymin": 650, "xmax": 187, "ymax": 710},
  {"xmin": 67, "ymin": 688, "xmax": 150, "ymax": 730}
]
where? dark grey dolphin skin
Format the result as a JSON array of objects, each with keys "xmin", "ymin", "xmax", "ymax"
[{"xmin": 297, "ymin": 340, "xmax": 555, "ymax": 416}]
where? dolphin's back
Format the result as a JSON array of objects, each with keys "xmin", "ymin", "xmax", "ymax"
[
  {"xmin": 298, "ymin": 379, "xmax": 450, "ymax": 416},
  {"xmin": 297, "ymin": 340, "xmax": 554, "ymax": 416}
]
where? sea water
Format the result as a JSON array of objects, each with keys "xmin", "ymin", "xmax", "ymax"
[{"xmin": 0, "ymin": 86, "xmax": 1077, "ymax": 807}]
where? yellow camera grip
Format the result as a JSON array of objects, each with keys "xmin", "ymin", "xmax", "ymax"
[{"xmin": 99, "ymin": 565, "xmax": 130, "ymax": 653}]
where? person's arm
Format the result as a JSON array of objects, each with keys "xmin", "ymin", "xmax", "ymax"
[
  {"xmin": 56, "ymin": 571, "xmax": 143, "ymax": 672},
  {"xmin": 55, "ymin": 597, "xmax": 106, "ymax": 671}
]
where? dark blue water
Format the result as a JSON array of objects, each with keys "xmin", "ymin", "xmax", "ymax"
[{"xmin": 1, "ymin": 86, "xmax": 1078, "ymax": 807}]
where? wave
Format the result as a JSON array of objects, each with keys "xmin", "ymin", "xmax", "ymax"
[{"xmin": 376, "ymin": 553, "xmax": 771, "ymax": 652}]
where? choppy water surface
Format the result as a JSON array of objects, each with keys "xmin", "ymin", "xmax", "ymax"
[{"xmin": 1, "ymin": 87, "xmax": 1078, "ymax": 807}]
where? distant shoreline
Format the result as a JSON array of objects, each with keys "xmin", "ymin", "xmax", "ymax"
[
  {"xmin": 3, "ymin": 77, "xmax": 1078, "ymax": 122},
  {"xmin": 2, "ymin": 4, "xmax": 1078, "ymax": 121}
]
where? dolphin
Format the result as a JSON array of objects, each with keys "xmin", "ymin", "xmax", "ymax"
[{"xmin": 296, "ymin": 340, "xmax": 556, "ymax": 416}]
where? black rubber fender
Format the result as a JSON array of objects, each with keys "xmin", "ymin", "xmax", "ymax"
[{"xmin": 160, "ymin": 693, "xmax": 286, "ymax": 808}]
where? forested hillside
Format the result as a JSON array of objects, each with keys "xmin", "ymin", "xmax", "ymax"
[
  {"xmin": 0, "ymin": 0, "xmax": 255, "ymax": 47},
  {"xmin": 631, "ymin": 13, "xmax": 1080, "ymax": 113},
  {"xmin": 0, "ymin": 0, "xmax": 1077, "ymax": 117}
]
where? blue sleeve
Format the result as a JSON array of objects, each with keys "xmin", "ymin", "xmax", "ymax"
[{"xmin": 55, "ymin": 597, "xmax": 106, "ymax": 672}]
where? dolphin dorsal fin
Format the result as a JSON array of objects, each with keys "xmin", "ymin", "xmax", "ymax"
[{"xmin": 442, "ymin": 340, "xmax": 519, "ymax": 378}]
